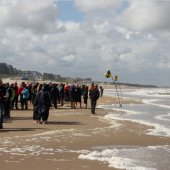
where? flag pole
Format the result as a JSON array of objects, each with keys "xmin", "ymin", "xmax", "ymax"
[
  {"xmin": 110, "ymin": 74, "xmax": 122, "ymax": 108},
  {"xmin": 114, "ymin": 75, "xmax": 123, "ymax": 107},
  {"xmin": 116, "ymin": 80, "xmax": 123, "ymax": 108}
]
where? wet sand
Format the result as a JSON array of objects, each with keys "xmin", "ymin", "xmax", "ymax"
[{"xmin": 0, "ymin": 95, "xmax": 170, "ymax": 170}]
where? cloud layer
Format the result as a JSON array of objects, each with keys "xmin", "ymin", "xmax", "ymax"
[{"xmin": 0, "ymin": 0, "xmax": 170, "ymax": 86}]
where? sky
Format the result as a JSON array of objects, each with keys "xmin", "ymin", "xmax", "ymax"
[{"xmin": 0, "ymin": 0, "xmax": 170, "ymax": 86}]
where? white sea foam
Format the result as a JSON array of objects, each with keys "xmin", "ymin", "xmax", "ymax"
[
  {"xmin": 0, "ymin": 145, "xmax": 55, "ymax": 156},
  {"xmin": 154, "ymin": 112, "xmax": 170, "ymax": 121},
  {"xmin": 124, "ymin": 88, "xmax": 170, "ymax": 98},
  {"xmin": 98, "ymin": 104, "xmax": 142, "ymax": 115},
  {"xmin": 104, "ymin": 113, "xmax": 170, "ymax": 137},
  {"xmin": 142, "ymin": 99, "xmax": 170, "ymax": 109},
  {"xmin": 32, "ymin": 128, "xmax": 76, "ymax": 137},
  {"xmin": 79, "ymin": 145, "xmax": 170, "ymax": 170}
]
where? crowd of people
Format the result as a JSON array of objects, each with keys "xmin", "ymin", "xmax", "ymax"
[{"xmin": 0, "ymin": 79, "xmax": 104, "ymax": 129}]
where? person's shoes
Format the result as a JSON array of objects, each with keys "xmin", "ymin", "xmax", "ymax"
[
  {"xmin": 3, "ymin": 115, "xmax": 10, "ymax": 119},
  {"xmin": 42, "ymin": 121, "xmax": 48, "ymax": 124},
  {"xmin": 36, "ymin": 120, "xmax": 42, "ymax": 124}
]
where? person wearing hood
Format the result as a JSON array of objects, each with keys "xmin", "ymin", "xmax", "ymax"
[{"xmin": 34, "ymin": 84, "xmax": 51, "ymax": 124}]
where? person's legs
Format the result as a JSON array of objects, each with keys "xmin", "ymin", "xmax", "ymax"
[
  {"xmin": 25, "ymin": 99, "xmax": 28, "ymax": 109},
  {"xmin": 91, "ymin": 99, "xmax": 97, "ymax": 114},
  {"xmin": 20, "ymin": 96, "xmax": 24, "ymax": 109},
  {"xmin": 91, "ymin": 99, "xmax": 94, "ymax": 113},
  {"xmin": 84, "ymin": 98, "xmax": 87, "ymax": 109},
  {"xmin": 0, "ymin": 103, "xmax": 4, "ymax": 129},
  {"xmin": 4, "ymin": 100, "xmax": 11, "ymax": 119},
  {"xmin": 36, "ymin": 109, "xmax": 42, "ymax": 124},
  {"xmin": 53, "ymin": 100, "xmax": 57, "ymax": 109},
  {"xmin": 42, "ymin": 109, "xmax": 49, "ymax": 124}
]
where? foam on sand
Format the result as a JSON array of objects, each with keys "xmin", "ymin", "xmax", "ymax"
[
  {"xmin": 104, "ymin": 113, "xmax": 170, "ymax": 137},
  {"xmin": 79, "ymin": 145, "xmax": 170, "ymax": 170}
]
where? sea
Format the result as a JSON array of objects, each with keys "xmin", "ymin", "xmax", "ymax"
[{"xmin": 79, "ymin": 87, "xmax": 170, "ymax": 170}]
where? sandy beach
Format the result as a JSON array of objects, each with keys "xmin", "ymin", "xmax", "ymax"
[{"xmin": 0, "ymin": 92, "xmax": 170, "ymax": 170}]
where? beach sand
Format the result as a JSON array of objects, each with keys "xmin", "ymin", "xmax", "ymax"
[{"xmin": 0, "ymin": 95, "xmax": 170, "ymax": 170}]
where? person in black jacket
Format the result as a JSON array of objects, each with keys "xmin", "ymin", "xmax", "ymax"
[
  {"xmin": 50, "ymin": 83, "xmax": 59, "ymax": 109},
  {"xmin": 0, "ymin": 79, "xmax": 6, "ymax": 129},
  {"xmin": 83, "ymin": 85, "xmax": 88, "ymax": 109},
  {"xmin": 89, "ymin": 84, "xmax": 100, "ymax": 114},
  {"xmin": 4, "ymin": 83, "xmax": 12, "ymax": 119},
  {"xmin": 34, "ymin": 84, "xmax": 51, "ymax": 124}
]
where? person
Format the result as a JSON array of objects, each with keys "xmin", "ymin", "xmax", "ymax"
[
  {"xmin": 32, "ymin": 83, "xmax": 42, "ymax": 122},
  {"xmin": 50, "ymin": 83, "xmax": 59, "ymax": 109},
  {"xmin": 89, "ymin": 84, "xmax": 100, "ymax": 114},
  {"xmin": 82, "ymin": 85, "xmax": 88, "ymax": 109},
  {"xmin": 10, "ymin": 83, "xmax": 16, "ymax": 110},
  {"xmin": 31, "ymin": 82, "xmax": 39, "ymax": 106},
  {"xmin": 0, "ymin": 79, "xmax": 6, "ymax": 129},
  {"xmin": 76, "ymin": 84, "xmax": 82, "ymax": 109},
  {"xmin": 58, "ymin": 83, "xmax": 65, "ymax": 106},
  {"xmin": 69, "ymin": 84, "xmax": 77, "ymax": 109},
  {"xmin": 22, "ymin": 85, "xmax": 29, "ymax": 110},
  {"xmin": 3, "ymin": 83, "xmax": 12, "ymax": 119},
  {"xmin": 99, "ymin": 86, "xmax": 104, "ymax": 97},
  {"xmin": 34, "ymin": 84, "xmax": 51, "ymax": 124},
  {"xmin": 18, "ymin": 82, "xmax": 25, "ymax": 109},
  {"xmin": 89, "ymin": 83, "xmax": 94, "ymax": 96},
  {"xmin": 27, "ymin": 83, "xmax": 33, "ymax": 105},
  {"xmin": 64, "ymin": 83, "xmax": 70, "ymax": 102},
  {"xmin": 13, "ymin": 82, "xmax": 19, "ymax": 109}
]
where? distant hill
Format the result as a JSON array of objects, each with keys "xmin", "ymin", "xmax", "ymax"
[
  {"xmin": 0, "ymin": 62, "xmax": 92, "ymax": 83},
  {"xmin": 0, "ymin": 62, "xmax": 22, "ymax": 76},
  {"xmin": 0, "ymin": 62, "xmax": 42, "ymax": 81}
]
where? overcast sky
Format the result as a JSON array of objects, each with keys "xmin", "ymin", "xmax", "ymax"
[{"xmin": 0, "ymin": 0, "xmax": 170, "ymax": 86}]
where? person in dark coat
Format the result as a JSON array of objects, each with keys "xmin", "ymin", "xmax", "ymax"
[
  {"xmin": 76, "ymin": 84, "xmax": 82, "ymax": 109},
  {"xmin": 34, "ymin": 84, "xmax": 51, "ymax": 124},
  {"xmin": 89, "ymin": 84, "xmax": 100, "ymax": 114},
  {"xmin": 69, "ymin": 84, "xmax": 77, "ymax": 109},
  {"xmin": 13, "ymin": 82, "xmax": 19, "ymax": 110},
  {"xmin": 0, "ymin": 79, "xmax": 6, "ymax": 129},
  {"xmin": 4, "ymin": 83, "xmax": 12, "ymax": 119},
  {"xmin": 82, "ymin": 86, "xmax": 88, "ymax": 109},
  {"xmin": 32, "ymin": 83, "xmax": 41, "ymax": 122},
  {"xmin": 50, "ymin": 84, "xmax": 59, "ymax": 109},
  {"xmin": 58, "ymin": 83, "xmax": 65, "ymax": 106}
]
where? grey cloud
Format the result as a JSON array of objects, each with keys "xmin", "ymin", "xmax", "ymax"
[{"xmin": 117, "ymin": 0, "xmax": 170, "ymax": 33}]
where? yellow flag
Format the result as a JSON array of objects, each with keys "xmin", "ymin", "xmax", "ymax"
[
  {"xmin": 114, "ymin": 75, "xmax": 118, "ymax": 81},
  {"xmin": 105, "ymin": 70, "xmax": 112, "ymax": 78}
]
